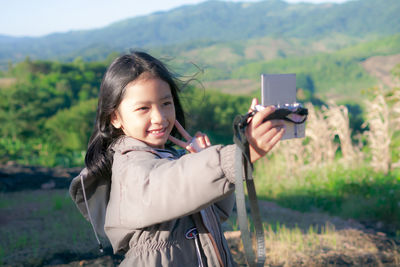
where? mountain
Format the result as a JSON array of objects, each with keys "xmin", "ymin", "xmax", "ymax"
[{"xmin": 0, "ymin": 0, "xmax": 399, "ymax": 66}]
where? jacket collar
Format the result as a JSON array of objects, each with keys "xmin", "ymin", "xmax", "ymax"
[{"xmin": 112, "ymin": 136, "xmax": 184, "ymax": 159}]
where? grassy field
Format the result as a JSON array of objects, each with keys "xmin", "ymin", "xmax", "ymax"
[
  {"xmin": 255, "ymin": 161, "xmax": 400, "ymax": 233},
  {"xmin": 0, "ymin": 187, "xmax": 399, "ymax": 267},
  {"xmin": 0, "ymin": 189, "xmax": 115, "ymax": 266}
]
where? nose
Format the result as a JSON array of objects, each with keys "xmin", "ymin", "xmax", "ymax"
[{"xmin": 151, "ymin": 106, "xmax": 165, "ymax": 124}]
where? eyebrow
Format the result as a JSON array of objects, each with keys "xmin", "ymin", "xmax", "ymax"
[
  {"xmin": 132, "ymin": 94, "xmax": 173, "ymax": 106},
  {"xmin": 160, "ymin": 94, "xmax": 173, "ymax": 101}
]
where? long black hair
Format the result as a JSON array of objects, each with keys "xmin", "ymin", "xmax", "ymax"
[{"xmin": 85, "ymin": 51, "xmax": 185, "ymax": 181}]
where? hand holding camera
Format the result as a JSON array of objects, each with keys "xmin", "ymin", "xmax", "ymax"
[{"xmin": 245, "ymin": 98, "xmax": 287, "ymax": 163}]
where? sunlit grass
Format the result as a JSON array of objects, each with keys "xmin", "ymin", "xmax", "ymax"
[
  {"xmin": 264, "ymin": 222, "xmax": 337, "ymax": 263},
  {"xmin": 225, "ymin": 221, "xmax": 400, "ymax": 266},
  {"xmin": 254, "ymin": 159, "xmax": 400, "ymax": 230}
]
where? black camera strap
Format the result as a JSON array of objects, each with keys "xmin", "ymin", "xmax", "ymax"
[
  {"xmin": 263, "ymin": 107, "xmax": 308, "ymax": 124},
  {"xmin": 232, "ymin": 113, "xmax": 266, "ymax": 267}
]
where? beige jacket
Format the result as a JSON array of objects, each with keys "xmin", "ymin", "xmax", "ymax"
[{"xmin": 70, "ymin": 136, "xmax": 239, "ymax": 267}]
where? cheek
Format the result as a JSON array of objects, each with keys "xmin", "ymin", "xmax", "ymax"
[
  {"xmin": 171, "ymin": 104, "xmax": 176, "ymax": 117},
  {"xmin": 166, "ymin": 108, "xmax": 176, "ymax": 129},
  {"xmin": 126, "ymin": 113, "xmax": 148, "ymax": 131},
  {"xmin": 171, "ymin": 107, "xmax": 176, "ymax": 118},
  {"xmin": 162, "ymin": 105, "xmax": 175, "ymax": 120},
  {"xmin": 170, "ymin": 108, "xmax": 176, "ymax": 123}
]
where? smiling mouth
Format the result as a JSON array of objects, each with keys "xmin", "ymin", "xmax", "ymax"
[{"xmin": 148, "ymin": 128, "xmax": 166, "ymax": 135}]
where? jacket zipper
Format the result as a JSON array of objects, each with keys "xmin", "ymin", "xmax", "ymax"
[{"xmin": 186, "ymin": 227, "xmax": 205, "ymax": 267}]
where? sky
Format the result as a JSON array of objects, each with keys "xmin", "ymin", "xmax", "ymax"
[{"xmin": 1, "ymin": 0, "xmax": 349, "ymax": 37}]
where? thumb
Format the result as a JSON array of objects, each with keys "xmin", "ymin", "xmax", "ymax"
[{"xmin": 249, "ymin": 98, "xmax": 258, "ymax": 112}]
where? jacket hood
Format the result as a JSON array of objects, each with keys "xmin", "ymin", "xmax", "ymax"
[{"xmin": 69, "ymin": 167, "xmax": 110, "ymax": 238}]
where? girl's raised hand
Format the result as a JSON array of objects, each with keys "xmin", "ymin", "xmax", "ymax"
[
  {"xmin": 168, "ymin": 120, "xmax": 211, "ymax": 153},
  {"xmin": 246, "ymin": 98, "xmax": 286, "ymax": 163}
]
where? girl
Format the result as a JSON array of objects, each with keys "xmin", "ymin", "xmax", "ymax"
[{"xmin": 70, "ymin": 51, "xmax": 285, "ymax": 267}]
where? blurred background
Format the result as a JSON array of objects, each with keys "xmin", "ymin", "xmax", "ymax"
[{"xmin": 0, "ymin": 0, "xmax": 400, "ymax": 266}]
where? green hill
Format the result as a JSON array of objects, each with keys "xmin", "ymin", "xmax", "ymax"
[
  {"xmin": 0, "ymin": 0, "xmax": 399, "ymax": 65},
  {"xmin": 162, "ymin": 34, "xmax": 400, "ymax": 102}
]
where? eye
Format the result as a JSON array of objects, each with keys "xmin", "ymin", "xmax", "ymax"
[
  {"xmin": 163, "ymin": 101, "xmax": 173, "ymax": 106},
  {"xmin": 135, "ymin": 106, "xmax": 149, "ymax": 111}
]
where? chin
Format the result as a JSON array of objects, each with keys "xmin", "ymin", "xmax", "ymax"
[{"xmin": 149, "ymin": 140, "xmax": 167, "ymax": 149}]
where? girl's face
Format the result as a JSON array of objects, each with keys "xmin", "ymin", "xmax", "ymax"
[{"xmin": 111, "ymin": 76, "xmax": 176, "ymax": 149}]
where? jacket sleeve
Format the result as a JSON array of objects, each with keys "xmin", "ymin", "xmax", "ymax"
[
  {"xmin": 213, "ymin": 192, "xmax": 236, "ymax": 222},
  {"xmin": 105, "ymin": 144, "xmax": 237, "ymax": 230}
]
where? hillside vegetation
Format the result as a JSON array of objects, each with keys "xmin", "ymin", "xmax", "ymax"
[
  {"xmin": 0, "ymin": 56, "xmax": 254, "ymax": 166},
  {"xmin": 1, "ymin": 32, "xmax": 400, "ymax": 167},
  {"xmin": 227, "ymin": 34, "xmax": 400, "ymax": 99},
  {"xmin": 170, "ymin": 34, "xmax": 400, "ymax": 101}
]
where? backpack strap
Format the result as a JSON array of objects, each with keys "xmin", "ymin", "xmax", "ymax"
[{"xmin": 79, "ymin": 173, "xmax": 104, "ymax": 253}]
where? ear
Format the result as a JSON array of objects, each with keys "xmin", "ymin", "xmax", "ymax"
[{"xmin": 111, "ymin": 112, "xmax": 122, "ymax": 129}]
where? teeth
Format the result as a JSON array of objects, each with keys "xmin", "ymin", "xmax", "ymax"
[{"xmin": 150, "ymin": 129, "xmax": 164, "ymax": 134}]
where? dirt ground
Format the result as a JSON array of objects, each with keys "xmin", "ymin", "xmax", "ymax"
[{"xmin": 46, "ymin": 202, "xmax": 400, "ymax": 267}]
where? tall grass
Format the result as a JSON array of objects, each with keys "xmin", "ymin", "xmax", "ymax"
[{"xmin": 363, "ymin": 87, "xmax": 392, "ymax": 174}]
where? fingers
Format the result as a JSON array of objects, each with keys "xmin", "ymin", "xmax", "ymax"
[
  {"xmin": 205, "ymin": 135, "xmax": 211, "ymax": 147},
  {"xmin": 257, "ymin": 125, "xmax": 285, "ymax": 149},
  {"xmin": 174, "ymin": 120, "xmax": 192, "ymax": 141},
  {"xmin": 252, "ymin": 119, "xmax": 285, "ymax": 137},
  {"xmin": 186, "ymin": 144, "xmax": 196, "ymax": 154},
  {"xmin": 247, "ymin": 123, "xmax": 284, "ymax": 148},
  {"xmin": 247, "ymin": 98, "xmax": 259, "ymax": 123},
  {"xmin": 170, "ymin": 120, "xmax": 212, "ymax": 153},
  {"xmin": 248, "ymin": 98, "xmax": 258, "ymax": 112},
  {"xmin": 194, "ymin": 131, "xmax": 211, "ymax": 148},
  {"xmin": 268, "ymin": 126, "xmax": 286, "ymax": 148},
  {"xmin": 251, "ymin": 105, "xmax": 277, "ymax": 128},
  {"xmin": 247, "ymin": 125, "xmax": 286, "ymax": 163},
  {"xmin": 246, "ymin": 104, "xmax": 286, "ymax": 162},
  {"xmin": 187, "ymin": 132, "xmax": 211, "ymax": 152},
  {"xmin": 168, "ymin": 135, "xmax": 188, "ymax": 148}
]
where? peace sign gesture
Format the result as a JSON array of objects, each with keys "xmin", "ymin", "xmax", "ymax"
[{"xmin": 168, "ymin": 121, "xmax": 211, "ymax": 153}]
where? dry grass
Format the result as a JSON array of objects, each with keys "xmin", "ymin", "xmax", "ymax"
[
  {"xmin": 388, "ymin": 86, "xmax": 400, "ymax": 169},
  {"xmin": 267, "ymin": 102, "xmax": 341, "ymax": 178},
  {"xmin": 362, "ymin": 86, "xmax": 392, "ymax": 173},
  {"xmin": 390, "ymin": 88, "xmax": 400, "ymax": 131},
  {"xmin": 323, "ymin": 101, "xmax": 360, "ymax": 164},
  {"xmin": 267, "ymin": 85, "xmax": 399, "ymax": 176}
]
